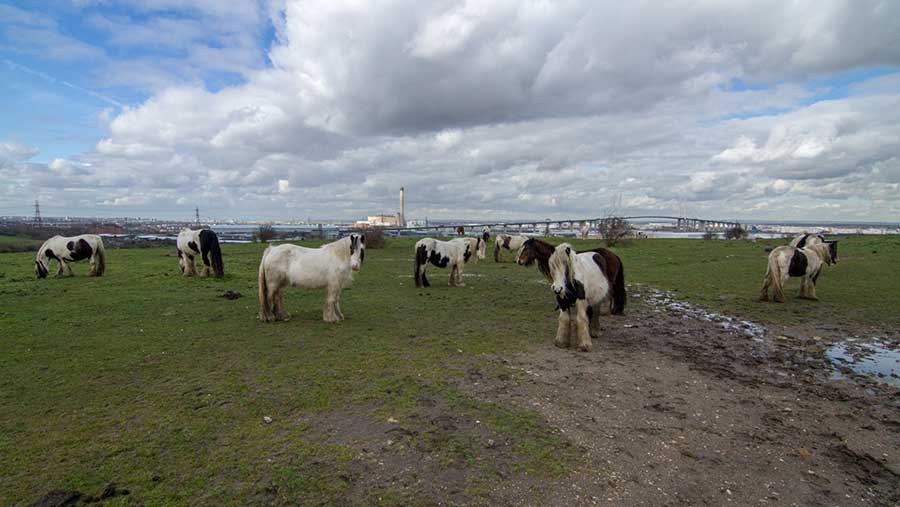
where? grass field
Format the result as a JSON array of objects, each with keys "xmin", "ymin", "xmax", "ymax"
[
  {"xmin": 0, "ymin": 235, "xmax": 43, "ymax": 253},
  {"xmin": 1, "ymin": 235, "xmax": 897, "ymax": 505}
]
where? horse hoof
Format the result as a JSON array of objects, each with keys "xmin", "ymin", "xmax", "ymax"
[
  {"xmin": 578, "ymin": 344, "xmax": 592, "ymax": 352},
  {"xmin": 553, "ymin": 339, "xmax": 568, "ymax": 348}
]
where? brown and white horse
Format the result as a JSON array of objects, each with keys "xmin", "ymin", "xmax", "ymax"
[
  {"xmin": 35, "ymin": 234, "xmax": 106, "ymax": 278},
  {"xmin": 517, "ymin": 237, "xmax": 626, "ymax": 315},
  {"xmin": 258, "ymin": 234, "xmax": 365, "ymax": 323},
  {"xmin": 547, "ymin": 243, "xmax": 614, "ymax": 352},
  {"xmin": 759, "ymin": 242, "xmax": 836, "ymax": 303},
  {"xmin": 494, "ymin": 233, "xmax": 530, "ymax": 262},
  {"xmin": 789, "ymin": 233, "xmax": 838, "ymax": 261}
]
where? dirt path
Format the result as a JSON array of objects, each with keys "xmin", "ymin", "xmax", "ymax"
[{"xmin": 459, "ymin": 290, "xmax": 900, "ymax": 506}]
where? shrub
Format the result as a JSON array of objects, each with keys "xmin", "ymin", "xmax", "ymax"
[
  {"xmin": 724, "ymin": 225, "xmax": 748, "ymax": 240},
  {"xmin": 255, "ymin": 224, "xmax": 277, "ymax": 243},
  {"xmin": 364, "ymin": 227, "xmax": 386, "ymax": 249},
  {"xmin": 598, "ymin": 217, "xmax": 630, "ymax": 247}
]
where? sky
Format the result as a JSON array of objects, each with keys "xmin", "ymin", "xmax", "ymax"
[{"xmin": 1, "ymin": 0, "xmax": 899, "ymax": 222}]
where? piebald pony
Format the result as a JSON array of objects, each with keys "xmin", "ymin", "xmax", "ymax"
[
  {"xmin": 760, "ymin": 242, "xmax": 836, "ymax": 303},
  {"xmin": 35, "ymin": 234, "xmax": 106, "ymax": 278},
  {"xmin": 176, "ymin": 228, "xmax": 224, "ymax": 277},
  {"xmin": 258, "ymin": 234, "xmax": 365, "ymax": 323},
  {"xmin": 414, "ymin": 237, "xmax": 480, "ymax": 287},
  {"xmin": 547, "ymin": 243, "xmax": 613, "ymax": 352}
]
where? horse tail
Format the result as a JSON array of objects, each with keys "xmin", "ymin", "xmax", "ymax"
[
  {"xmin": 258, "ymin": 247, "xmax": 271, "ymax": 321},
  {"xmin": 610, "ymin": 255, "xmax": 626, "ymax": 315},
  {"xmin": 493, "ymin": 238, "xmax": 501, "ymax": 262},
  {"xmin": 94, "ymin": 237, "xmax": 107, "ymax": 276},
  {"xmin": 769, "ymin": 251, "xmax": 786, "ymax": 302},
  {"xmin": 200, "ymin": 229, "xmax": 224, "ymax": 277},
  {"xmin": 414, "ymin": 243, "xmax": 427, "ymax": 287}
]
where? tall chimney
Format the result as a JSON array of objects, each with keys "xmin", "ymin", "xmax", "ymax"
[{"xmin": 399, "ymin": 187, "xmax": 406, "ymax": 227}]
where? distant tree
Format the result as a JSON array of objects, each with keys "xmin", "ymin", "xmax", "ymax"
[
  {"xmin": 599, "ymin": 216, "xmax": 630, "ymax": 247},
  {"xmin": 255, "ymin": 224, "xmax": 277, "ymax": 243},
  {"xmin": 363, "ymin": 227, "xmax": 386, "ymax": 249},
  {"xmin": 724, "ymin": 225, "xmax": 748, "ymax": 240}
]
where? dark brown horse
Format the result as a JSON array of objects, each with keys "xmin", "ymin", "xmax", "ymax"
[
  {"xmin": 456, "ymin": 226, "xmax": 465, "ymax": 236},
  {"xmin": 517, "ymin": 238, "xmax": 626, "ymax": 315}
]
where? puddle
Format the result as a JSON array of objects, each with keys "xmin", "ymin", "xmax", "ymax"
[
  {"xmin": 827, "ymin": 338, "xmax": 900, "ymax": 387},
  {"xmin": 638, "ymin": 287, "xmax": 767, "ymax": 340}
]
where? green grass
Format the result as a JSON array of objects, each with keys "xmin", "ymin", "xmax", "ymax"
[
  {"xmin": 0, "ymin": 235, "xmax": 43, "ymax": 253},
  {"xmin": 1, "ymin": 235, "xmax": 897, "ymax": 505}
]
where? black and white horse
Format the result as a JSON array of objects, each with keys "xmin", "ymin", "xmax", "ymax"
[
  {"xmin": 176, "ymin": 228, "xmax": 224, "ymax": 277},
  {"xmin": 258, "ymin": 234, "xmax": 365, "ymax": 323},
  {"xmin": 547, "ymin": 243, "xmax": 613, "ymax": 352},
  {"xmin": 789, "ymin": 233, "xmax": 838, "ymax": 262},
  {"xmin": 494, "ymin": 234, "xmax": 529, "ymax": 262},
  {"xmin": 35, "ymin": 234, "xmax": 106, "ymax": 278},
  {"xmin": 414, "ymin": 237, "xmax": 480, "ymax": 287},
  {"xmin": 760, "ymin": 242, "xmax": 837, "ymax": 303}
]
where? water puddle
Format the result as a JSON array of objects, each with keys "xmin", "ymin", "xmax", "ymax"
[
  {"xmin": 827, "ymin": 338, "xmax": 900, "ymax": 387},
  {"xmin": 637, "ymin": 287, "xmax": 767, "ymax": 340}
]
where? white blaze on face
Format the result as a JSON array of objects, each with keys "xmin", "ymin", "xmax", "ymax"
[
  {"xmin": 350, "ymin": 234, "xmax": 364, "ymax": 271},
  {"xmin": 549, "ymin": 248, "xmax": 569, "ymax": 295}
]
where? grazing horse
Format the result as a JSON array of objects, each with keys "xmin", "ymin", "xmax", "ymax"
[
  {"xmin": 760, "ymin": 242, "xmax": 836, "ymax": 303},
  {"xmin": 494, "ymin": 234, "xmax": 530, "ymax": 262},
  {"xmin": 456, "ymin": 226, "xmax": 465, "ymax": 236},
  {"xmin": 414, "ymin": 237, "xmax": 477, "ymax": 287},
  {"xmin": 517, "ymin": 238, "xmax": 626, "ymax": 315},
  {"xmin": 177, "ymin": 228, "xmax": 224, "ymax": 277},
  {"xmin": 482, "ymin": 226, "xmax": 490, "ymax": 243},
  {"xmin": 547, "ymin": 243, "xmax": 613, "ymax": 352},
  {"xmin": 258, "ymin": 234, "xmax": 365, "ymax": 323},
  {"xmin": 35, "ymin": 234, "xmax": 106, "ymax": 278},
  {"xmin": 790, "ymin": 233, "xmax": 838, "ymax": 262}
]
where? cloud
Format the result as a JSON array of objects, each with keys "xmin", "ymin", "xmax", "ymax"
[{"xmin": 2, "ymin": 0, "xmax": 900, "ymax": 221}]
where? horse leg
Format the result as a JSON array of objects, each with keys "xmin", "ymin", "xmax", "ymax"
[
  {"xmin": 185, "ymin": 255, "xmax": 196, "ymax": 276},
  {"xmin": 806, "ymin": 277, "xmax": 819, "ymax": 301},
  {"xmin": 759, "ymin": 272, "xmax": 770, "ymax": 301},
  {"xmin": 65, "ymin": 260, "xmax": 75, "ymax": 277},
  {"xmin": 798, "ymin": 277, "xmax": 808, "ymax": 299},
  {"xmin": 334, "ymin": 292, "xmax": 345, "ymax": 320},
  {"xmin": 574, "ymin": 301, "xmax": 593, "ymax": 352},
  {"xmin": 55, "ymin": 259, "xmax": 66, "ymax": 277},
  {"xmin": 773, "ymin": 273, "xmax": 787, "ymax": 303},
  {"xmin": 448, "ymin": 265, "xmax": 457, "ymax": 286},
  {"xmin": 323, "ymin": 285, "xmax": 340, "ymax": 323},
  {"xmin": 273, "ymin": 287, "xmax": 291, "ymax": 321},
  {"xmin": 200, "ymin": 258, "xmax": 210, "ymax": 277},
  {"xmin": 554, "ymin": 309, "xmax": 571, "ymax": 348},
  {"xmin": 589, "ymin": 303, "xmax": 602, "ymax": 338},
  {"xmin": 456, "ymin": 265, "xmax": 465, "ymax": 287},
  {"xmin": 88, "ymin": 254, "xmax": 97, "ymax": 276}
]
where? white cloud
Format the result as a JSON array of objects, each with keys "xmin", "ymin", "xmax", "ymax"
[{"xmin": 3, "ymin": 0, "xmax": 900, "ymax": 221}]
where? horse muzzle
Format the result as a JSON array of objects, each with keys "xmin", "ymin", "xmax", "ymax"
[{"xmin": 351, "ymin": 262, "xmax": 361, "ymax": 272}]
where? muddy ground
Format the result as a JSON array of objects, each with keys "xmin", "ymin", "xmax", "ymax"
[{"xmin": 310, "ymin": 287, "xmax": 899, "ymax": 506}]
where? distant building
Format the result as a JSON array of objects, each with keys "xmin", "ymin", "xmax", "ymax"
[{"xmin": 354, "ymin": 214, "xmax": 401, "ymax": 227}]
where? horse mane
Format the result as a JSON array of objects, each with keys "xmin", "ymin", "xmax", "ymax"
[
  {"xmin": 521, "ymin": 238, "xmax": 556, "ymax": 279},
  {"xmin": 808, "ymin": 242, "xmax": 833, "ymax": 265}
]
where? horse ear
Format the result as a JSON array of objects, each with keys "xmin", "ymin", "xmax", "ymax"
[{"xmin": 360, "ymin": 234, "xmax": 365, "ymax": 244}]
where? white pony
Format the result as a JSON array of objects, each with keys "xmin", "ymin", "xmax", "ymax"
[
  {"xmin": 176, "ymin": 228, "xmax": 224, "ymax": 277},
  {"xmin": 258, "ymin": 234, "xmax": 365, "ymax": 323},
  {"xmin": 35, "ymin": 234, "xmax": 106, "ymax": 278},
  {"xmin": 547, "ymin": 243, "xmax": 612, "ymax": 352},
  {"xmin": 494, "ymin": 234, "xmax": 530, "ymax": 262},
  {"xmin": 414, "ymin": 237, "xmax": 479, "ymax": 287},
  {"xmin": 760, "ymin": 242, "xmax": 836, "ymax": 303}
]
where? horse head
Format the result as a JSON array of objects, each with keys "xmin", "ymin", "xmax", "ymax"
[
  {"xmin": 475, "ymin": 237, "xmax": 486, "ymax": 260},
  {"xmin": 34, "ymin": 259, "xmax": 49, "ymax": 278},
  {"xmin": 826, "ymin": 241, "xmax": 838, "ymax": 264},
  {"xmin": 349, "ymin": 233, "xmax": 365, "ymax": 271},
  {"xmin": 549, "ymin": 243, "xmax": 583, "ymax": 308},
  {"xmin": 516, "ymin": 238, "xmax": 536, "ymax": 266}
]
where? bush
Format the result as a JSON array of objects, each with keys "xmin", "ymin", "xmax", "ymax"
[
  {"xmin": 598, "ymin": 217, "xmax": 630, "ymax": 247},
  {"xmin": 363, "ymin": 227, "xmax": 386, "ymax": 249},
  {"xmin": 255, "ymin": 224, "xmax": 277, "ymax": 243},
  {"xmin": 724, "ymin": 225, "xmax": 747, "ymax": 240}
]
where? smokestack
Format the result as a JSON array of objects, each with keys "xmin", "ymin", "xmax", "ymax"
[{"xmin": 399, "ymin": 187, "xmax": 406, "ymax": 227}]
